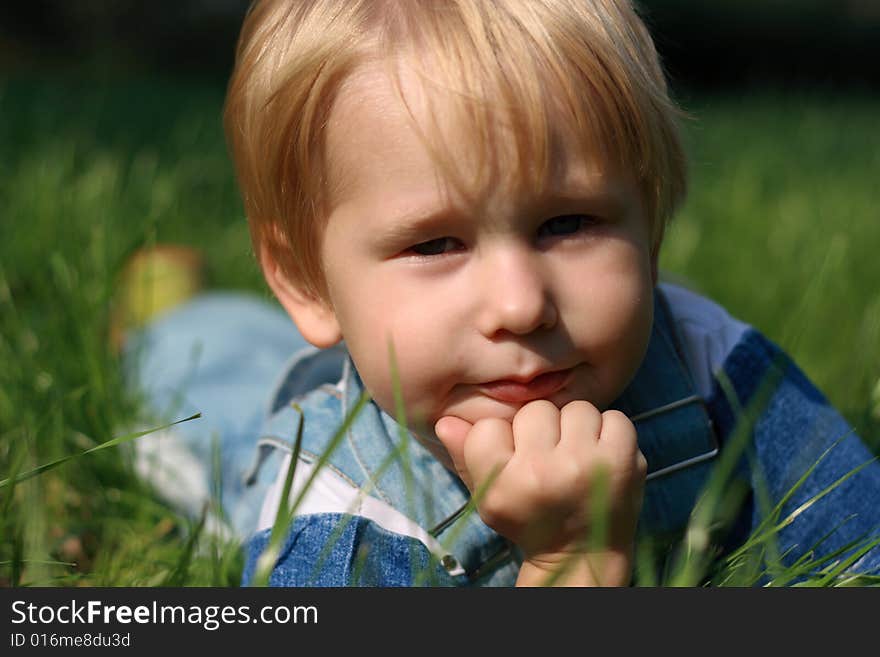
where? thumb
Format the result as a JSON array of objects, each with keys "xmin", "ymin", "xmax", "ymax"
[{"xmin": 434, "ymin": 415, "xmax": 474, "ymax": 490}]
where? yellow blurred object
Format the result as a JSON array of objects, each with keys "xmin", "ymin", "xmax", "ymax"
[{"xmin": 110, "ymin": 245, "xmax": 205, "ymax": 353}]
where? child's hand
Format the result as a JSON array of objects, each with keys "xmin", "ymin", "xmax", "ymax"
[{"xmin": 435, "ymin": 400, "xmax": 647, "ymax": 586}]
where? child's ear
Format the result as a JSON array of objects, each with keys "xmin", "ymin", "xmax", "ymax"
[{"xmin": 261, "ymin": 251, "xmax": 342, "ymax": 349}]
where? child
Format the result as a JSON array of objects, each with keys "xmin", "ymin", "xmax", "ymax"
[{"xmin": 127, "ymin": 0, "xmax": 880, "ymax": 586}]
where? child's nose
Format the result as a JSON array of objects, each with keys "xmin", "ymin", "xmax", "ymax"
[{"xmin": 475, "ymin": 246, "xmax": 558, "ymax": 339}]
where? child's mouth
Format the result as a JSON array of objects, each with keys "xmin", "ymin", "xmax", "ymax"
[{"xmin": 479, "ymin": 368, "xmax": 573, "ymax": 404}]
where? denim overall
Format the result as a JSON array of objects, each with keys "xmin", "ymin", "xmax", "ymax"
[{"xmin": 128, "ymin": 286, "xmax": 880, "ymax": 586}]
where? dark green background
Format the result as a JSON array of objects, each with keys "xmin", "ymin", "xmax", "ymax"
[{"xmin": 2, "ymin": 1, "xmax": 878, "ymax": 88}]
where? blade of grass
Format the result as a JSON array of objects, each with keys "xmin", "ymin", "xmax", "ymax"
[
  {"xmin": 412, "ymin": 464, "xmax": 504, "ymax": 586},
  {"xmin": 0, "ymin": 559, "xmax": 76, "ymax": 568},
  {"xmin": 386, "ymin": 338, "xmax": 422, "ymax": 586},
  {"xmin": 541, "ymin": 465, "xmax": 611, "ymax": 587},
  {"xmin": 728, "ymin": 452, "xmax": 877, "ymax": 560},
  {"xmin": 812, "ymin": 535, "xmax": 880, "ymax": 586},
  {"xmin": 161, "ymin": 504, "xmax": 208, "ymax": 586},
  {"xmin": 251, "ymin": 405, "xmax": 305, "ymax": 587},
  {"xmin": 737, "ymin": 430, "xmax": 858, "ymax": 555},
  {"xmin": 308, "ymin": 433, "xmax": 411, "ymax": 585},
  {"xmin": 289, "ymin": 393, "xmax": 370, "ymax": 519},
  {"xmin": 252, "ymin": 392, "xmax": 370, "ymax": 586},
  {"xmin": 765, "ymin": 533, "xmax": 876, "ymax": 586},
  {"xmin": 0, "ymin": 412, "xmax": 202, "ymax": 488}
]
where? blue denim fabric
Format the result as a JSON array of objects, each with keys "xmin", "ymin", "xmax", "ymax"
[
  {"xmin": 123, "ymin": 292, "xmax": 309, "ymax": 538},
  {"xmin": 127, "ymin": 290, "xmax": 880, "ymax": 585},
  {"xmin": 241, "ymin": 515, "xmax": 456, "ymax": 586},
  {"xmin": 246, "ymin": 356, "xmax": 522, "ymax": 586},
  {"xmin": 706, "ymin": 330, "xmax": 880, "ymax": 575}
]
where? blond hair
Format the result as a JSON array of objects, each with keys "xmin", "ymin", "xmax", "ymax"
[{"xmin": 224, "ymin": 0, "xmax": 687, "ymax": 300}]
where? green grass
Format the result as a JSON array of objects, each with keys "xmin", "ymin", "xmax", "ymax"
[
  {"xmin": 662, "ymin": 92, "xmax": 880, "ymax": 438},
  {"xmin": 1, "ymin": 74, "xmax": 878, "ymax": 586}
]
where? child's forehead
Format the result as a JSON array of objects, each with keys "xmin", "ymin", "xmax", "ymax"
[{"xmin": 324, "ymin": 60, "xmax": 623, "ymax": 215}]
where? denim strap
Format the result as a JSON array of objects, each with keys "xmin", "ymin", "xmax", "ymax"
[{"xmin": 612, "ymin": 288, "xmax": 719, "ymax": 538}]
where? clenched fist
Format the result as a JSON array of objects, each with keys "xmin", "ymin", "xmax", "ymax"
[{"xmin": 435, "ymin": 400, "xmax": 647, "ymax": 586}]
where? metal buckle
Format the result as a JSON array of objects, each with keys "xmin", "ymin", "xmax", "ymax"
[{"xmin": 630, "ymin": 394, "xmax": 720, "ymax": 482}]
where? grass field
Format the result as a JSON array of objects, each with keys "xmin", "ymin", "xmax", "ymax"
[{"xmin": 1, "ymin": 74, "xmax": 879, "ymax": 586}]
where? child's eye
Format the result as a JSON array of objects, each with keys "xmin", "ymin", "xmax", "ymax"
[
  {"xmin": 538, "ymin": 214, "xmax": 594, "ymax": 238},
  {"xmin": 408, "ymin": 237, "xmax": 463, "ymax": 256}
]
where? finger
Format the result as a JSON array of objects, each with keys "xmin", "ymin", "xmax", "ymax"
[
  {"xmin": 511, "ymin": 400, "xmax": 560, "ymax": 454},
  {"xmin": 463, "ymin": 417, "xmax": 515, "ymax": 491},
  {"xmin": 434, "ymin": 416, "xmax": 474, "ymax": 488},
  {"xmin": 597, "ymin": 410, "xmax": 640, "ymax": 462},
  {"xmin": 557, "ymin": 400, "xmax": 602, "ymax": 451}
]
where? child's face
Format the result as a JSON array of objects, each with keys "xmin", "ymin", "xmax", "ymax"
[{"xmin": 287, "ymin": 64, "xmax": 656, "ymax": 439}]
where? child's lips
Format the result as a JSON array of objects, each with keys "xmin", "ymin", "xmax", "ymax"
[{"xmin": 478, "ymin": 368, "xmax": 574, "ymax": 404}]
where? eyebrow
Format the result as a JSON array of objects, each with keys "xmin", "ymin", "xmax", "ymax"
[
  {"xmin": 535, "ymin": 186, "xmax": 630, "ymax": 217},
  {"xmin": 374, "ymin": 164, "xmax": 633, "ymax": 242},
  {"xmin": 374, "ymin": 206, "xmax": 463, "ymax": 247},
  {"xmin": 381, "ymin": 182, "xmax": 630, "ymax": 237}
]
